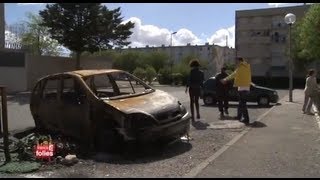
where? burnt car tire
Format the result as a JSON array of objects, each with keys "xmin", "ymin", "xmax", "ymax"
[
  {"xmin": 33, "ymin": 115, "xmax": 47, "ymax": 133},
  {"xmin": 258, "ymin": 96, "xmax": 270, "ymax": 106},
  {"xmin": 203, "ymin": 95, "xmax": 216, "ymax": 105}
]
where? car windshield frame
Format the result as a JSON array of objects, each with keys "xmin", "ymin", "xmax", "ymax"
[{"xmin": 82, "ymin": 72, "xmax": 155, "ymax": 100}]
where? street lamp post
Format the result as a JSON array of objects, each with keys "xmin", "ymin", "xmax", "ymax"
[
  {"xmin": 170, "ymin": 32, "xmax": 177, "ymax": 84},
  {"xmin": 284, "ymin": 13, "xmax": 296, "ymax": 102}
]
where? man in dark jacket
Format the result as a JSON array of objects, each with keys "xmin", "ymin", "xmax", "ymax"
[
  {"xmin": 185, "ymin": 59, "xmax": 205, "ymax": 122},
  {"xmin": 215, "ymin": 67, "xmax": 230, "ymax": 119}
]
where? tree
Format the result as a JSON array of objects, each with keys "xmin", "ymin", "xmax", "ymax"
[
  {"xmin": 144, "ymin": 51, "xmax": 169, "ymax": 73},
  {"xmin": 39, "ymin": 3, "xmax": 134, "ymax": 69},
  {"xmin": 145, "ymin": 66, "xmax": 157, "ymax": 85},
  {"xmin": 113, "ymin": 51, "xmax": 142, "ymax": 73},
  {"xmin": 293, "ymin": 4, "xmax": 320, "ymax": 68},
  {"xmin": 133, "ymin": 67, "xmax": 146, "ymax": 81},
  {"xmin": 21, "ymin": 12, "xmax": 63, "ymax": 56}
]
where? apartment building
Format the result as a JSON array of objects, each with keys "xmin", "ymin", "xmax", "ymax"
[
  {"xmin": 235, "ymin": 5, "xmax": 310, "ymax": 78},
  {"xmin": 118, "ymin": 43, "xmax": 235, "ymax": 78}
]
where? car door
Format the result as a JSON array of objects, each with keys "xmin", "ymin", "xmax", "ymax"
[
  {"xmin": 37, "ymin": 76, "xmax": 62, "ymax": 131},
  {"xmin": 247, "ymin": 84, "xmax": 258, "ymax": 102},
  {"xmin": 227, "ymin": 81, "xmax": 238, "ymax": 101},
  {"xmin": 60, "ymin": 75, "xmax": 91, "ymax": 141}
]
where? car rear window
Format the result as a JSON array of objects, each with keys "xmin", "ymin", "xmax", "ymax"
[{"xmin": 204, "ymin": 79, "xmax": 215, "ymax": 90}]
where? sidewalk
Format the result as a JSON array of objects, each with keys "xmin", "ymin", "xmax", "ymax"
[{"xmin": 194, "ymin": 89, "xmax": 320, "ymax": 178}]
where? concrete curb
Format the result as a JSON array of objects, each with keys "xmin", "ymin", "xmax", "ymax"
[{"xmin": 183, "ymin": 92, "xmax": 289, "ymax": 178}]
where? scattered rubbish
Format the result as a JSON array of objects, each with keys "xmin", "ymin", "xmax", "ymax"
[
  {"xmin": 0, "ymin": 132, "xmax": 83, "ymax": 174},
  {"xmin": 60, "ymin": 154, "xmax": 78, "ymax": 166},
  {"xmin": 0, "ymin": 161, "xmax": 41, "ymax": 173},
  {"xmin": 180, "ymin": 135, "xmax": 193, "ymax": 141}
]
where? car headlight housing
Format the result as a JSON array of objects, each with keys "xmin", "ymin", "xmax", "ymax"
[{"xmin": 178, "ymin": 101, "xmax": 187, "ymax": 114}]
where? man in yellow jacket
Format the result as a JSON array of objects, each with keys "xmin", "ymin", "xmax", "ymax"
[{"xmin": 222, "ymin": 57, "xmax": 252, "ymax": 124}]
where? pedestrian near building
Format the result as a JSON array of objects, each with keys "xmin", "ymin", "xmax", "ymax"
[
  {"xmin": 185, "ymin": 59, "xmax": 205, "ymax": 123},
  {"xmin": 302, "ymin": 69, "xmax": 320, "ymax": 115},
  {"xmin": 215, "ymin": 67, "xmax": 231, "ymax": 119},
  {"xmin": 221, "ymin": 57, "xmax": 252, "ymax": 125}
]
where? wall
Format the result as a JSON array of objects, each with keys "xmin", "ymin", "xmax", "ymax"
[
  {"xmin": 0, "ymin": 67, "xmax": 26, "ymax": 92},
  {"xmin": 25, "ymin": 55, "xmax": 113, "ymax": 90},
  {"xmin": 0, "ymin": 49, "xmax": 27, "ymax": 92}
]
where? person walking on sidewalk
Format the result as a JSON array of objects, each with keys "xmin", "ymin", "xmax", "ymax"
[
  {"xmin": 215, "ymin": 67, "xmax": 231, "ymax": 119},
  {"xmin": 302, "ymin": 69, "xmax": 320, "ymax": 115},
  {"xmin": 221, "ymin": 57, "xmax": 252, "ymax": 125},
  {"xmin": 185, "ymin": 59, "xmax": 205, "ymax": 123}
]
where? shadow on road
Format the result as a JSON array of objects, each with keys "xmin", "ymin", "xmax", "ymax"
[
  {"xmin": 192, "ymin": 121, "xmax": 210, "ymax": 130},
  {"xmin": 248, "ymin": 121, "xmax": 267, "ymax": 128},
  {"xmin": 90, "ymin": 140, "xmax": 192, "ymax": 165},
  {"xmin": 202, "ymin": 104, "xmax": 274, "ymax": 109}
]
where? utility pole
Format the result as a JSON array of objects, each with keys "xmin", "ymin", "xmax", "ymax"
[
  {"xmin": 0, "ymin": 3, "xmax": 4, "ymax": 49},
  {"xmin": 226, "ymin": 35, "xmax": 228, "ymax": 47}
]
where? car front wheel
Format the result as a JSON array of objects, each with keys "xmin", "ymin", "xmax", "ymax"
[
  {"xmin": 203, "ymin": 95, "xmax": 216, "ymax": 105},
  {"xmin": 258, "ymin": 96, "xmax": 270, "ymax": 106}
]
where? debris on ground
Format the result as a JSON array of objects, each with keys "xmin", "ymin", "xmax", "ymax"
[
  {"xmin": 0, "ymin": 132, "xmax": 82, "ymax": 174},
  {"xmin": 0, "ymin": 161, "xmax": 41, "ymax": 173},
  {"xmin": 61, "ymin": 154, "xmax": 79, "ymax": 166}
]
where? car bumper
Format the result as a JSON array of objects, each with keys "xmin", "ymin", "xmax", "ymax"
[{"xmin": 120, "ymin": 112, "xmax": 191, "ymax": 142}]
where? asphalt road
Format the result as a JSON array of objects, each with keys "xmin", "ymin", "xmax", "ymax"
[{"xmin": 4, "ymin": 86, "xmax": 289, "ymax": 178}]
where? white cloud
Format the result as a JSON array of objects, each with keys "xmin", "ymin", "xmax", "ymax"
[
  {"xmin": 268, "ymin": 3, "xmax": 290, "ymax": 7},
  {"xmin": 206, "ymin": 25, "xmax": 235, "ymax": 48},
  {"xmin": 122, "ymin": 17, "xmax": 211, "ymax": 48},
  {"xmin": 17, "ymin": 3, "xmax": 45, "ymax": 6}
]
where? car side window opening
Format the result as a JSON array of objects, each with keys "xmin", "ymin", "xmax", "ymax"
[
  {"xmin": 33, "ymin": 81, "xmax": 42, "ymax": 97},
  {"xmin": 42, "ymin": 78, "xmax": 60, "ymax": 100},
  {"xmin": 62, "ymin": 77, "xmax": 86, "ymax": 104},
  {"xmin": 84, "ymin": 74, "xmax": 118, "ymax": 98}
]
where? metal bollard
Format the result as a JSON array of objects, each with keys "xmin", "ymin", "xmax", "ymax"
[{"xmin": 0, "ymin": 86, "xmax": 11, "ymax": 162}]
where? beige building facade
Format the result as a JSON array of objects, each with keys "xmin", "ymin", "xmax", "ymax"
[
  {"xmin": 118, "ymin": 43, "xmax": 235, "ymax": 78},
  {"xmin": 235, "ymin": 5, "xmax": 310, "ymax": 77}
]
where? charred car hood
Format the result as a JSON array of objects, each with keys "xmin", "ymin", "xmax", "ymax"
[{"xmin": 103, "ymin": 90, "xmax": 180, "ymax": 115}]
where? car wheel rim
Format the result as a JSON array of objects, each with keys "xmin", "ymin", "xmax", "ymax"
[
  {"xmin": 205, "ymin": 96, "xmax": 213, "ymax": 104},
  {"xmin": 260, "ymin": 97, "xmax": 268, "ymax": 105}
]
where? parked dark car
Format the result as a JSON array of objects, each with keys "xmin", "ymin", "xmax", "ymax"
[
  {"xmin": 201, "ymin": 77, "xmax": 279, "ymax": 106},
  {"xmin": 30, "ymin": 69, "xmax": 191, "ymax": 150}
]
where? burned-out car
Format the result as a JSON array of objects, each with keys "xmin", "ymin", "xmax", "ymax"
[{"xmin": 30, "ymin": 69, "xmax": 191, "ymax": 150}]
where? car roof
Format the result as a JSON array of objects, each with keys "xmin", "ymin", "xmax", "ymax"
[
  {"xmin": 71, "ymin": 69, "xmax": 124, "ymax": 77},
  {"xmin": 37, "ymin": 69, "xmax": 125, "ymax": 82}
]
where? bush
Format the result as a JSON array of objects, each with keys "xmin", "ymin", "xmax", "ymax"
[
  {"xmin": 133, "ymin": 67, "xmax": 146, "ymax": 81},
  {"xmin": 158, "ymin": 67, "xmax": 172, "ymax": 85},
  {"xmin": 172, "ymin": 73, "xmax": 183, "ymax": 85},
  {"xmin": 145, "ymin": 66, "xmax": 157, "ymax": 85}
]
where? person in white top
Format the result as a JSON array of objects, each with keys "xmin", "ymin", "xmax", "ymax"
[{"xmin": 302, "ymin": 69, "xmax": 320, "ymax": 115}]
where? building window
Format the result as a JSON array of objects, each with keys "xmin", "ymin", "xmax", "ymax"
[{"xmin": 273, "ymin": 32, "xmax": 279, "ymax": 43}]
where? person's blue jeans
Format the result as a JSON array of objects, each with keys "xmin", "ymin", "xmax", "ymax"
[{"xmin": 237, "ymin": 90, "xmax": 249, "ymax": 122}]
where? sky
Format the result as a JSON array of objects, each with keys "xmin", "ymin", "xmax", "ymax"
[{"xmin": 4, "ymin": 3, "xmax": 306, "ymax": 49}]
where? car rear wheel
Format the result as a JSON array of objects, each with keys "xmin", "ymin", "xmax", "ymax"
[
  {"xmin": 258, "ymin": 96, "xmax": 270, "ymax": 106},
  {"xmin": 203, "ymin": 95, "xmax": 216, "ymax": 105}
]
